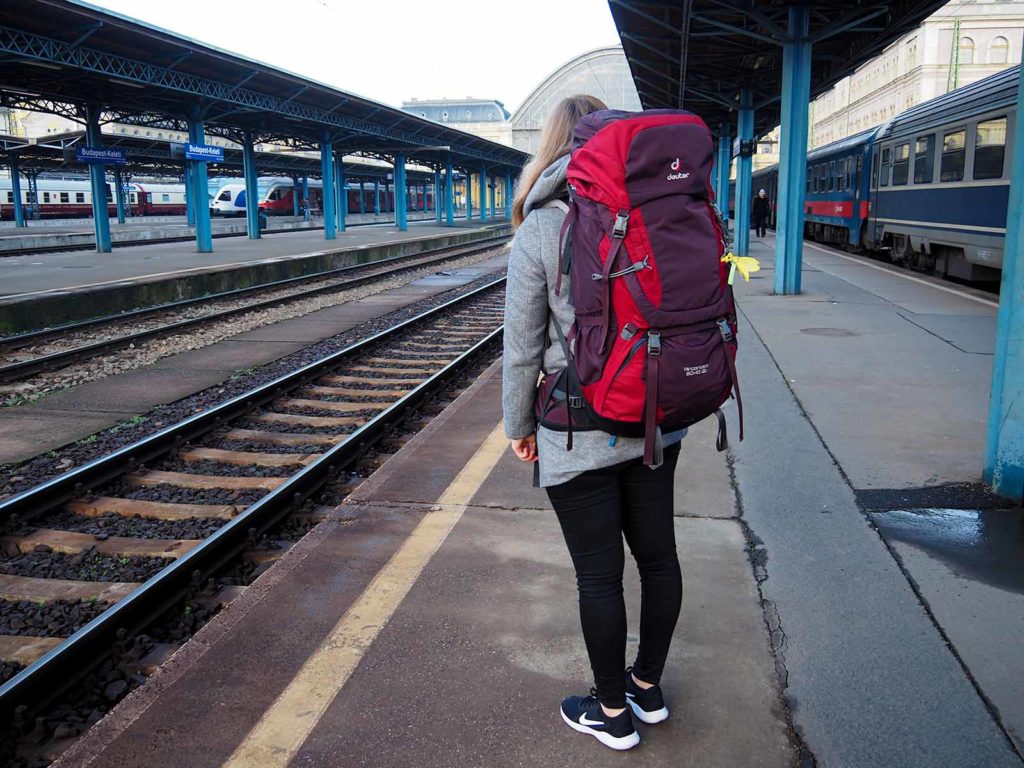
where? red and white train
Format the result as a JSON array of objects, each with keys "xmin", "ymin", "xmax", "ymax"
[{"xmin": 0, "ymin": 177, "xmax": 188, "ymax": 218}]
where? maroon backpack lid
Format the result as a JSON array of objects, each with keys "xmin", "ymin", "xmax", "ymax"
[{"xmin": 572, "ymin": 108, "xmax": 697, "ymax": 150}]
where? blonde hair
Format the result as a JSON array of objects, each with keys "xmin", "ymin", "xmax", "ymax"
[{"xmin": 512, "ymin": 94, "xmax": 607, "ymax": 228}]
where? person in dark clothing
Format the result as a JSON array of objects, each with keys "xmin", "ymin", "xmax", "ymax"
[{"xmin": 752, "ymin": 188, "xmax": 770, "ymax": 237}]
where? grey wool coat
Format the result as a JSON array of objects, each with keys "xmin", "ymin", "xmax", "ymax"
[{"xmin": 502, "ymin": 155, "xmax": 683, "ymax": 487}]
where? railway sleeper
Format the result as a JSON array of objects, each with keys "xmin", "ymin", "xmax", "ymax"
[
  {"xmin": 67, "ymin": 497, "xmax": 238, "ymax": 522},
  {"xmin": 2, "ymin": 529, "xmax": 199, "ymax": 559},
  {"xmin": 221, "ymin": 428, "xmax": 340, "ymax": 447},
  {"xmin": 0, "ymin": 573, "xmax": 138, "ymax": 604},
  {"xmin": 124, "ymin": 470, "xmax": 284, "ymax": 492},
  {"xmin": 178, "ymin": 447, "xmax": 319, "ymax": 468}
]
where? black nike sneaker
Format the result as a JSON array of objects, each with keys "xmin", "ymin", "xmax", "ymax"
[
  {"xmin": 625, "ymin": 667, "xmax": 670, "ymax": 724},
  {"xmin": 559, "ymin": 688, "xmax": 640, "ymax": 750}
]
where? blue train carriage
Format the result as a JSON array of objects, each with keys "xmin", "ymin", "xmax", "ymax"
[
  {"xmin": 803, "ymin": 129, "xmax": 875, "ymax": 248},
  {"xmin": 866, "ymin": 65, "xmax": 1018, "ymax": 282}
]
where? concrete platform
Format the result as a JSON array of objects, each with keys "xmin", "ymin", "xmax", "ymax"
[
  {"xmin": 53, "ymin": 360, "xmax": 795, "ymax": 768},
  {"xmin": 0, "ymin": 218, "xmax": 509, "ymax": 333},
  {"xmin": 0, "ymin": 211, "xmax": 449, "ymax": 253},
  {"xmin": 0, "ymin": 255, "xmax": 509, "ymax": 465}
]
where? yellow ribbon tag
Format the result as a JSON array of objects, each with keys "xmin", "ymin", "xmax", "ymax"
[{"xmin": 721, "ymin": 252, "xmax": 761, "ymax": 284}]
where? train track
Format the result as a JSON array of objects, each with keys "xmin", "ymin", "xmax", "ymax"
[
  {"xmin": 0, "ymin": 277, "xmax": 505, "ymax": 729},
  {"xmin": 0, "ymin": 235, "xmax": 508, "ymax": 383}
]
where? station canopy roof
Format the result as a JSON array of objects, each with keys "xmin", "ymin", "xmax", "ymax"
[
  {"xmin": 0, "ymin": 0, "xmax": 527, "ymax": 172},
  {"xmin": 608, "ymin": 0, "xmax": 949, "ymax": 139},
  {"xmin": 0, "ymin": 131, "xmax": 439, "ymax": 182}
]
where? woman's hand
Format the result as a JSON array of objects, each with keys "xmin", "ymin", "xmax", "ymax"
[{"xmin": 511, "ymin": 434, "xmax": 538, "ymax": 463}]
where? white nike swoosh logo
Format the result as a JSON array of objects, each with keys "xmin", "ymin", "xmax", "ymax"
[{"xmin": 579, "ymin": 713, "xmax": 604, "ymax": 726}]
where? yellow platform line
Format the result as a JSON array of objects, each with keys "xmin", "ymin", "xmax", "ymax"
[{"xmin": 222, "ymin": 421, "xmax": 509, "ymax": 768}]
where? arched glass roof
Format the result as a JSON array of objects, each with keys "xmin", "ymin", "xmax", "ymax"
[{"xmin": 511, "ymin": 47, "xmax": 641, "ymax": 152}]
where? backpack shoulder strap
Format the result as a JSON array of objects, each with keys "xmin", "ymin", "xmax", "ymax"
[
  {"xmin": 540, "ymin": 199, "xmax": 574, "ymax": 296},
  {"xmin": 542, "ymin": 199, "xmax": 569, "ymax": 213}
]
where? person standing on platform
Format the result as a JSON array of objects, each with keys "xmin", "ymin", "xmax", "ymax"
[
  {"xmin": 503, "ymin": 95, "xmax": 686, "ymax": 752},
  {"xmin": 752, "ymin": 188, "xmax": 770, "ymax": 237}
]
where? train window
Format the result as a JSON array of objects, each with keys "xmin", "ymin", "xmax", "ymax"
[
  {"xmin": 162, "ymin": 194, "xmax": 170, "ymax": 202},
  {"xmin": 267, "ymin": 189, "xmax": 280, "ymax": 201},
  {"xmin": 880, "ymin": 147, "xmax": 891, "ymax": 187},
  {"xmin": 43, "ymin": 192, "xmax": 50, "ymax": 203},
  {"xmin": 105, "ymin": 186, "xmax": 112, "ymax": 201},
  {"xmin": 218, "ymin": 190, "xmax": 231, "ymax": 201},
  {"xmin": 892, "ymin": 143, "xmax": 910, "ymax": 185},
  {"xmin": 806, "ymin": 174, "xmax": 812, "ymax": 194},
  {"xmin": 974, "ymin": 117, "xmax": 1007, "ymax": 180},
  {"xmin": 827, "ymin": 162, "xmax": 835, "ymax": 192},
  {"xmin": 59, "ymin": 192, "xmax": 69, "ymax": 203},
  {"xmin": 5, "ymin": 192, "xmax": 11, "ymax": 203},
  {"xmin": 872, "ymin": 152, "xmax": 879, "ymax": 186},
  {"xmin": 914, "ymin": 135, "xmax": 935, "ymax": 183},
  {"xmin": 941, "ymin": 129, "xmax": 966, "ymax": 182},
  {"xmin": 75, "ymin": 193, "xmax": 85, "ymax": 203}
]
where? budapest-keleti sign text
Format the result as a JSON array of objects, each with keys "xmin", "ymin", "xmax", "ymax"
[
  {"xmin": 169, "ymin": 142, "xmax": 225, "ymax": 162},
  {"xmin": 74, "ymin": 147, "xmax": 127, "ymax": 164}
]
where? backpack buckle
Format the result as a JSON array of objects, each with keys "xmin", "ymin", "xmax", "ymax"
[
  {"xmin": 568, "ymin": 395, "xmax": 583, "ymax": 409},
  {"xmin": 647, "ymin": 331, "xmax": 662, "ymax": 357},
  {"xmin": 612, "ymin": 211, "xmax": 629, "ymax": 239},
  {"xmin": 718, "ymin": 319, "xmax": 734, "ymax": 343}
]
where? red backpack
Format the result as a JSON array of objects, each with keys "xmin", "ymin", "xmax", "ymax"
[{"xmin": 535, "ymin": 109, "xmax": 743, "ymax": 464}]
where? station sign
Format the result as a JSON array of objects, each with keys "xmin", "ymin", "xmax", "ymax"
[
  {"xmin": 168, "ymin": 142, "xmax": 225, "ymax": 162},
  {"xmin": 73, "ymin": 146, "xmax": 127, "ymax": 164},
  {"xmin": 184, "ymin": 143, "xmax": 224, "ymax": 162}
]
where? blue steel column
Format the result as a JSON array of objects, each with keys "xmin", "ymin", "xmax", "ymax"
[
  {"xmin": 479, "ymin": 167, "xmax": 488, "ymax": 222},
  {"xmin": 394, "ymin": 154, "xmax": 408, "ymax": 231},
  {"xmin": 434, "ymin": 170, "xmax": 442, "ymax": 223},
  {"xmin": 10, "ymin": 155, "xmax": 25, "ymax": 228},
  {"xmin": 334, "ymin": 150, "xmax": 346, "ymax": 233},
  {"xmin": 505, "ymin": 173, "xmax": 513, "ymax": 220},
  {"xmin": 718, "ymin": 125, "xmax": 731, "ymax": 227},
  {"xmin": 359, "ymin": 181, "xmax": 366, "ymax": 215},
  {"xmin": 445, "ymin": 159, "xmax": 455, "ymax": 226},
  {"xmin": 301, "ymin": 176, "xmax": 309, "ymax": 217},
  {"xmin": 320, "ymin": 132, "xmax": 336, "ymax": 240},
  {"xmin": 85, "ymin": 105, "xmax": 112, "ymax": 253},
  {"xmin": 490, "ymin": 175, "xmax": 496, "ymax": 219},
  {"xmin": 243, "ymin": 132, "xmax": 260, "ymax": 240},
  {"xmin": 114, "ymin": 169, "xmax": 126, "ymax": 224},
  {"xmin": 735, "ymin": 90, "xmax": 754, "ymax": 257},
  {"xmin": 374, "ymin": 180, "xmax": 381, "ymax": 215},
  {"xmin": 984, "ymin": 62, "xmax": 1024, "ymax": 496},
  {"xmin": 775, "ymin": 6, "xmax": 811, "ymax": 295},
  {"xmin": 466, "ymin": 171, "xmax": 473, "ymax": 220},
  {"xmin": 292, "ymin": 177, "xmax": 300, "ymax": 216},
  {"xmin": 183, "ymin": 166, "xmax": 193, "ymax": 225},
  {"xmin": 188, "ymin": 115, "xmax": 213, "ymax": 253}
]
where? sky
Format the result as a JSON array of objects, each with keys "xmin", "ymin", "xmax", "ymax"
[{"xmin": 87, "ymin": 0, "xmax": 623, "ymax": 112}]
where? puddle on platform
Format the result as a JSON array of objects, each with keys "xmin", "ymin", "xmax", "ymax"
[{"xmin": 871, "ymin": 507, "xmax": 1024, "ymax": 594}]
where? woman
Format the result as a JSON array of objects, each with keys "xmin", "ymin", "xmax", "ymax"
[{"xmin": 503, "ymin": 95, "xmax": 685, "ymax": 751}]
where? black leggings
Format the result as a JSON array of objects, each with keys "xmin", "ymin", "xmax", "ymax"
[{"xmin": 546, "ymin": 444, "xmax": 682, "ymax": 709}]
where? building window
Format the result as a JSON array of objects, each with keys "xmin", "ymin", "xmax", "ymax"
[
  {"xmin": 75, "ymin": 192, "xmax": 85, "ymax": 203},
  {"xmin": 974, "ymin": 117, "xmax": 1007, "ymax": 180},
  {"xmin": 941, "ymin": 129, "xmax": 966, "ymax": 182},
  {"xmin": 880, "ymin": 147, "xmax": 891, "ymax": 186},
  {"xmin": 989, "ymin": 36, "xmax": 1009, "ymax": 65},
  {"xmin": 59, "ymin": 192, "xmax": 69, "ymax": 203},
  {"xmin": 892, "ymin": 143, "xmax": 910, "ymax": 185},
  {"xmin": 914, "ymin": 135, "xmax": 935, "ymax": 184},
  {"xmin": 959, "ymin": 36, "xmax": 975, "ymax": 65}
]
